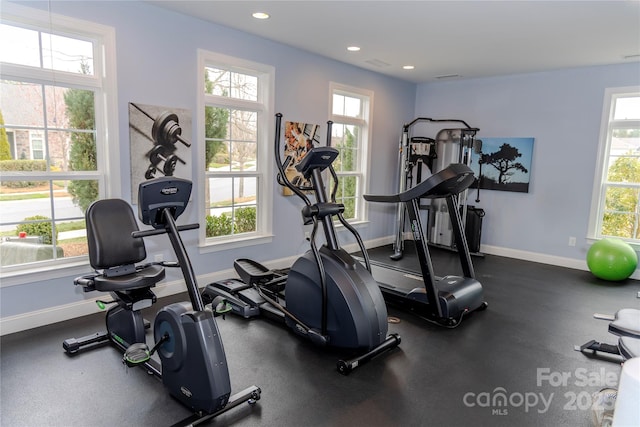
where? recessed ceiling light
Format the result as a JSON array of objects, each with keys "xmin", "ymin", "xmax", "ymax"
[
  {"xmin": 347, "ymin": 46, "xmax": 361, "ymax": 52},
  {"xmin": 252, "ymin": 12, "xmax": 270, "ymax": 19},
  {"xmin": 402, "ymin": 65, "xmax": 415, "ymax": 70}
]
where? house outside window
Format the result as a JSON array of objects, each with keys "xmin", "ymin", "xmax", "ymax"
[
  {"xmin": 588, "ymin": 87, "xmax": 640, "ymax": 241},
  {"xmin": 329, "ymin": 83, "xmax": 373, "ymax": 222},
  {"xmin": 0, "ymin": 4, "xmax": 118, "ymax": 275},
  {"xmin": 198, "ymin": 50, "xmax": 274, "ymax": 248}
]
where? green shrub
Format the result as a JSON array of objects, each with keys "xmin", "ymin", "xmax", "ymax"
[
  {"xmin": 0, "ymin": 160, "xmax": 47, "ymax": 188},
  {"xmin": 16, "ymin": 215, "xmax": 56, "ymax": 244},
  {"xmin": 205, "ymin": 206, "xmax": 257, "ymax": 237},
  {"xmin": 206, "ymin": 213, "xmax": 233, "ymax": 237},
  {"xmin": 235, "ymin": 206, "xmax": 256, "ymax": 233}
]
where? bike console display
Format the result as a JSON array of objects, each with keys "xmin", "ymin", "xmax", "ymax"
[{"xmin": 138, "ymin": 177, "xmax": 192, "ymax": 229}]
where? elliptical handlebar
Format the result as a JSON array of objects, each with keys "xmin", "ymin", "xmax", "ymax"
[
  {"xmin": 325, "ymin": 160, "xmax": 373, "ymax": 274},
  {"xmin": 273, "ymin": 113, "xmax": 374, "ymax": 274},
  {"xmin": 274, "ymin": 113, "xmax": 312, "ymax": 207}
]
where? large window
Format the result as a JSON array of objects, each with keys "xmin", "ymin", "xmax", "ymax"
[
  {"xmin": 0, "ymin": 4, "xmax": 118, "ymax": 276},
  {"xmin": 589, "ymin": 87, "xmax": 640, "ymax": 241},
  {"xmin": 329, "ymin": 83, "xmax": 373, "ymax": 222},
  {"xmin": 198, "ymin": 50, "xmax": 274, "ymax": 247}
]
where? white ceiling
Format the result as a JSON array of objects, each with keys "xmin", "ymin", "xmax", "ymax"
[{"xmin": 149, "ymin": 1, "xmax": 640, "ymax": 84}]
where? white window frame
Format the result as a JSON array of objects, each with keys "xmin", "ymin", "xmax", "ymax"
[
  {"xmin": 197, "ymin": 50, "xmax": 274, "ymax": 252},
  {"xmin": 29, "ymin": 132, "xmax": 45, "ymax": 160},
  {"xmin": 329, "ymin": 82, "xmax": 373, "ymax": 224},
  {"xmin": 0, "ymin": 3, "xmax": 119, "ymax": 285},
  {"xmin": 588, "ymin": 85, "xmax": 640, "ymax": 242}
]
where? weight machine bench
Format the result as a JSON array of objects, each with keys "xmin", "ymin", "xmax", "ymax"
[{"xmin": 576, "ymin": 306, "xmax": 640, "ymax": 361}]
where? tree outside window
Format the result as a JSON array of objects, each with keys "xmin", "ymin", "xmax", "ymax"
[
  {"xmin": 199, "ymin": 51, "xmax": 273, "ymax": 243},
  {"xmin": 0, "ymin": 13, "xmax": 115, "ymax": 272},
  {"xmin": 329, "ymin": 84, "xmax": 372, "ymax": 222},
  {"xmin": 590, "ymin": 90, "xmax": 640, "ymax": 241}
]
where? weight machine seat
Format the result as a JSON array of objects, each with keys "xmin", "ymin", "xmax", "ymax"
[
  {"xmin": 363, "ymin": 163, "xmax": 475, "ymax": 204},
  {"xmin": 79, "ymin": 198, "xmax": 165, "ymax": 292},
  {"xmin": 619, "ymin": 336, "xmax": 640, "ymax": 360},
  {"xmin": 609, "ymin": 309, "xmax": 640, "ymax": 339}
]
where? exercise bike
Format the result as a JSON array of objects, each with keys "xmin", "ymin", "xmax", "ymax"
[
  {"xmin": 203, "ymin": 113, "xmax": 401, "ymax": 374},
  {"xmin": 63, "ymin": 177, "xmax": 260, "ymax": 426}
]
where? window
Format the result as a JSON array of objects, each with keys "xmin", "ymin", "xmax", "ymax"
[
  {"xmin": 0, "ymin": 4, "xmax": 118, "ymax": 276},
  {"xmin": 5, "ymin": 130, "xmax": 15, "ymax": 159},
  {"xmin": 197, "ymin": 50, "xmax": 274, "ymax": 248},
  {"xmin": 329, "ymin": 83, "xmax": 373, "ymax": 222},
  {"xmin": 589, "ymin": 87, "xmax": 640, "ymax": 241},
  {"xmin": 30, "ymin": 133, "xmax": 45, "ymax": 160}
]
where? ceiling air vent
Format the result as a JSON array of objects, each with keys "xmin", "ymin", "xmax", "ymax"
[
  {"xmin": 365, "ymin": 59, "xmax": 391, "ymax": 68},
  {"xmin": 435, "ymin": 74, "xmax": 461, "ymax": 80}
]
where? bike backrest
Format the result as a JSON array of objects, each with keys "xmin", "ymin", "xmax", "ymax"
[{"xmin": 86, "ymin": 198, "xmax": 146, "ymax": 270}]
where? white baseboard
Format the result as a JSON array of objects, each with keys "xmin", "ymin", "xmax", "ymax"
[
  {"xmin": 342, "ymin": 235, "xmax": 396, "ymax": 253},
  {"xmin": 3, "ymin": 237, "xmax": 630, "ymax": 336},
  {"xmin": 481, "ymin": 244, "xmax": 640, "ymax": 281},
  {"xmin": 399, "ymin": 231, "xmax": 593, "ymax": 272},
  {"xmin": 0, "ymin": 270, "xmax": 212, "ymax": 337},
  {"xmin": 480, "ymin": 244, "xmax": 587, "ymax": 270},
  {"xmin": 365, "ymin": 233, "xmax": 640, "ymax": 280},
  {"xmin": 0, "ymin": 256, "xmax": 300, "ymax": 337}
]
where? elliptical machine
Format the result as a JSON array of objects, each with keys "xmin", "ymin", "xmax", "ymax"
[
  {"xmin": 63, "ymin": 177, "xmax": 260, "ymax": 426},
  {"xmin": 203, "ymin": 113, "xmax": 401, "ymax": 374}
]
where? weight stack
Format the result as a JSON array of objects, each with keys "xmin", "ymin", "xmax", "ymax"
[{"xmin": 463, "ymin": 206, "xmax": 484, "ymax": 254}]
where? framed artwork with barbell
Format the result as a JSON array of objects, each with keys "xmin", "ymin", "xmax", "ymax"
[{"xmin": 129, "ymin": 102, "xmax": 192, "ymax": 203}]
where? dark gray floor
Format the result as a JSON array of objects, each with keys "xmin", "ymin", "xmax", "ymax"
[{"xmin": 2, "ymin": 242, "xmax": 639, "ymax": 427}]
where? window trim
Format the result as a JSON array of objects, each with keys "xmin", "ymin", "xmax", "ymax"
[
  {"xmin": 0, "ymin": 3, "xmax": 120, "ymax": 283},
  {"xmin": 329, "ymin": 82, "xmax": 374, "ymax": 224},
  {"xmin": 29, "ymin": 132, "xmax": 45, "ymax": 160},
  {"xmin": 196, "ymin": 49, "xmax": 275, "ymax": 252},
  {"xmin": 588, "ymin": 85, "xmax": 640, "ymax": 242}
]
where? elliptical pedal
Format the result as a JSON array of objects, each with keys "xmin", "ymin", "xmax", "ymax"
[{"xmin": 234, "ymin": 258, "xmax": 276, "ymax": 285}]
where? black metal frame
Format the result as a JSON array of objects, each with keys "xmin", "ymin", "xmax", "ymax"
[{"xmin": 392, "ymin": 117, "xmax": 480, "ymax": 260}]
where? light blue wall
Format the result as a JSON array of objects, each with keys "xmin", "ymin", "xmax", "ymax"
[
  {"xmin": 415, "ymin": 63, "xmax": 640, "ymax": 260},
  {"xmin": 1, "ymin": 1, "xmax": 415, "ymax": 318},
  {"xmin": 4, "ymin": 1, "xmax": 637, "ymax": 323}
]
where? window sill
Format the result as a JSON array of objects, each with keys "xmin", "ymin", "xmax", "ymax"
[
  {"xmin": 586, "ymin": 235, "xmax": 640, "ymax": 250},
  {"xmin": 333, "ymin": 219, "xmax": 371, "ymax": 230},
  {"xmin": 198, "ymin": 233, "xmax": 274, "ymax": 254},
  {"xmin": 0, "ymin": 258, "xmax": 92, "ymax": 288}
]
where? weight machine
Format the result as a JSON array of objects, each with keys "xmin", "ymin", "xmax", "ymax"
[{"xmin": 391, "ymin": 118, "xmax": 483, "ymax": 260}]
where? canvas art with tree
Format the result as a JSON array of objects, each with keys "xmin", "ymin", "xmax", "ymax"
[{"xmin": 471, "ymin": 137, "xmax": 534, "ymax": 193}]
